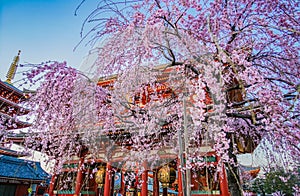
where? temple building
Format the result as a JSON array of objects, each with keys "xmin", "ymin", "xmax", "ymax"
[{"xmin": 47, "ymin": 65, "xmax": 250, "ymax": 196}]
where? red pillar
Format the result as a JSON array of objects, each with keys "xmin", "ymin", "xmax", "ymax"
[
  {"xmin": 141, "ymin": 169, "xmax": 148, "ymax": 196},
  {"xmin": 177, "ymin": 159, "xmax": 183, "ymax": 196},
  {"xmin": 153, "ymin": 169, "xmax": 159, "ymax": 196},
  {"xmin": 48, "ymin": 161, "xmax": 60, "ymax": 196},
  {"xmin": 121, "ymin": 170, "xmax": 126, "ymax": 195},
  {"xmin": 75, "ymin": 157, "xmax": 84, "ymax": 196},
  {"xmin": 104, "ymin": 163, "xmax": 112, "ymax": 196},
  {"xmin": 216, "ymin": 154, "xmax": 230, "ymax": 196},
  {"xmin": 48, "ymin": 174, "xmax": 56, "ymax": 196},
  {"xmin": 219, "ymin": 163, "xmax": 230, "ymax": 196}
]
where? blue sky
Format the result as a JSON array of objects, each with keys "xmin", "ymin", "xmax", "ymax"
[{"xmin": 0, "ymin": 0, "xmax": 96, "ymax": 85}]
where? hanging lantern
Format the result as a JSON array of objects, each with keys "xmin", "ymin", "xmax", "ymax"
[
  {"xmin": 95, "ymin": 166, "xmax": 106, "ymax": 187},
  {"xmin": 157, "ymin": 165, "xmax": 176, "ymax": 188}
]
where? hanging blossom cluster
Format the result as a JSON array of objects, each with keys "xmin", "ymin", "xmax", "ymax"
[
  {"xmin": 23, "ymin": 62, "xmax": 79, "ymax": 168},
  {"xmin": 23, "ymin": 61, "xmax": 108, "ymax": 171}
]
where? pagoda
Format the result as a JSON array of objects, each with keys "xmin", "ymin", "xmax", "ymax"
[
  {"xmin": 0, "ymin": 51, "xmax": 49, "ymax": 196},
  {"xmin": 0, "ymin": 50, "xmax": 30, "ymax": 133}
]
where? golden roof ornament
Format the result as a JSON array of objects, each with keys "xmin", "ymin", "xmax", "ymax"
[{"xmin": 5, "ymin": 50, "xmax": 21, "ymax": 84}]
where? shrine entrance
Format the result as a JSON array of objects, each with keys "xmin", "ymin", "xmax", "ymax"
[{"xmin": 48, "ymin": 151, "xmax": 229, "ymax": 196}]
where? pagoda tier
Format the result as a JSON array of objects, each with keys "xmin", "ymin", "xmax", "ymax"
[
  {"xmin": 0, "ymin": 88, "xmax": 29, "ymax": 115},
  {"xmin": 0, "ymin": 80, "xmax": 31, "ymax": 130}
]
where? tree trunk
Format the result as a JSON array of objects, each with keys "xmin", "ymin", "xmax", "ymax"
[
  {"xmin": 226, "ymin": 133, "xmax": 243, "ymax": 196},
  {"xmin": 226, "ymin": 162, "xmax": 242, "ymax": 196}
]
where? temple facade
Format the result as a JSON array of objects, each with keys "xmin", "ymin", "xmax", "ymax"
[{"xmin": 46, "ymin": 65, "xmax": 239, "ymax": 196}]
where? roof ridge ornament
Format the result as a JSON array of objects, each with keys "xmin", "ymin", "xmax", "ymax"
[{"xmin": 5, "ymin": 50, "xmax": 21, "ymax": 84}]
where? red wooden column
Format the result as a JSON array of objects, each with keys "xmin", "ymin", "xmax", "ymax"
[
  {"xmin": 75, "ymin": 157, "xmax": 85, "ymax": 196},
  {"xmin": 120, "ymin": 170, "xmax": 126, "ymax": 195},
  {"xmin": 152, "ymin": 169, "xmax": 159, "ymax": 196},
  {"xmin": 48, "ymin": 174, "xmax": 56, "ymax": 196},
  {"xmin": 177, "ymin": 159, "xmax": 183, "ymax": 196},
  {"xmin": 219, "ymin": 163, "xmax": 230, "ymax": 196},
  {"xmin": 141, "ymin": 169, "xmax": 148, "ymax": 196},
  {"xmin": 216, "ymin": 155, "xmax": 230, "ymax": 196},
  {"xmin": 104, "ymin": 162, "xmax": 112, "ymax": 196},
  {"xmin": 48, "ymin": 161, "xmax": 60, "ymax": 196}
]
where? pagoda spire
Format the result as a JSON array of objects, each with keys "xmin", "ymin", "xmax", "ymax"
[{"xmin": 5, "ymin": 50, "xmax": 21, "ymax": 84}]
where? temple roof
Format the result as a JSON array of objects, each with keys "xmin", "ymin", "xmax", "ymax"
[
  {"xmin": 239, "ymin": 164, "xmax": 260, "ymax": 172},
  {"xmin": 0, "ymin": 155, "xmax": 50, "ymax": 182},
  {"xmin": 0, "ymin": 111, "xmax": 31, "ymax": 130},
  {"xmin": 0, "ymin": 147, "xmax": 27, "ymax": 157},
  {"xmin": 239, "ymin": 164, "xmax": 261, "ymax": 179},
  {"xmin": 0, "ymin": 80, "xmax": 23, "ymax": 98}
]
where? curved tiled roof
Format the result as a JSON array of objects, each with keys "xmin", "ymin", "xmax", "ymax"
[
  {"xmin": 0, "ymin": 155, "xmax": 50, "ymax": 182},
  {"xmin": 0, "ymin": 80, "xmax": 23, "ymax": 97}
]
